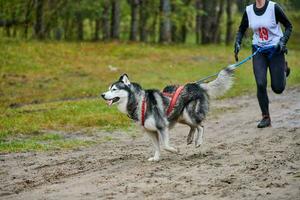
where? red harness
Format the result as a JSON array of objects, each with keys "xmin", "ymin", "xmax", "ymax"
[
  {"xmin": 141, "ymin": 86, "xmax": 184, "ymax": 126},
  {"xmin": 165, "ymin": 86, "xmax": 184, "ymax": 115},
  {"xmin": 141, "ymin": 97, "xmax": 147, "ymax": 126}
]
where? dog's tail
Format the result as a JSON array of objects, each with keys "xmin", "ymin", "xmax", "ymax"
[{"xmin": 199, "ymin": 65, "xmax": 235, "ymax": 99}]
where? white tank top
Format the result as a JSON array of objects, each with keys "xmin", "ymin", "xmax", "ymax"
[{"xmin": 246, "ymin": 1, "xmax": 283, "ymax": 47}]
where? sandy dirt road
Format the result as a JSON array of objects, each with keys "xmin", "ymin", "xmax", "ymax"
[{"xmin": 1, "ymin": 87, "xmax": 300, "ymax": 200}]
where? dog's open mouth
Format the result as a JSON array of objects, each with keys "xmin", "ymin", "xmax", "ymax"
[{"xmin": 106, "ymin": 97, "xmax": 120, "ymax": 106}]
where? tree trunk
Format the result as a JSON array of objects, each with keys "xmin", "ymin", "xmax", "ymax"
[
  {"xmin": 34, "ymin": 0, "xmax": 44, "ymax": 39},
  {"xmin": 226, "ymin": 0, "xmax": 233, "ymax": 45},
  {"xmin": 201, "ymin": 0, "xmax": 224, "ymax": 44},
  {"xmin": 12, "ymin": 26, "xmax": 17, "ymax": 37},
  {"xmin": 94, "ymin": 19, "xmax": 101, "ymax": 41},
  {"xmin": 170, "ymin": 2, "xmax": 177, "ymax": 43},
  {"xmin": 70, "ymin": 19, "xmax": 77, "ymax": 40},
  {"xmin": 102, "ymin": 0, "xmax": 110, "ymax": 40},
  {"xmin": 179, "ymin": 0, "xmax": 191, "ymax": 43},
  {"xmin": 236, "ymin": 0, "xmax": 243, "ymax": 13},
  {"xmin": 180, "ymin": 25, "xmax": 187, "ymax": 43},
  {"xmin": 10, "ymin": 11, "xmax": 17, "ymax": 38},
  {"xmin": 159, "ymin": 0, "xmax": 171, "ymax": 43},
  {"xmin": 195, "ymin": 0, "xmax": 202, "ymax": 44},
  {"xmin": 63, "ymin": 18, "xmax": 70, "ymax": 40},
  {"xmin": 55, "ymin": 27, "xmax": 63, "ymax": 40},
  {"xmin": 75, "ymin": 12, "xmax": 83, "ymax": 40},
  {"xmin": 129, "ymin": 0, "xmax": 139, "ymax": 41},
  {"xmin": 43, "ymin": 0, "xmax": 56, "ymax": 40},
  {"xmin": 236, "ymin": 0, "xmax": 250, "ymax": 13},
  {"xmin": 111, "ymin": 0, "xmax": 120, "ymax": 39},
  {"xmin": 212, "ymin": 0, "xmax": 224, "ymax": 43},
  {"xmin": 207, "ymin": 0, "xmax": 217, "ymax": 43},
  {"xmin": 24, "ymin": 0, "xmax": 33, "ymax": 39},
  {"xmin": 150, "ymin": 9, "xmax": 158, "ymax": 43},
  {"xmin": 139, "ymin": 0, "xmax": 148, "ymax": 42},
  {"xmin": 171, "ymin": 25, "xmax": 177, "ymax": 42},
  {"xmin": 201, "ymin": 0, "xmax": 210, "ymax": 44},
  {"xmin": 5, "ymin": 26, "xmax": 11, "ymax": 37}
]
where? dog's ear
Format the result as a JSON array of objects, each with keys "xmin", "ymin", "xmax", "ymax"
[{"xmin": 119, "ymin": 74, "xmax": 131, "ymax": 86}]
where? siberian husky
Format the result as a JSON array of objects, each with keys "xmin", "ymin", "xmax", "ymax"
[{"xmin": 101, "ymin": 65, "xmax": 235, "ymax": 161}]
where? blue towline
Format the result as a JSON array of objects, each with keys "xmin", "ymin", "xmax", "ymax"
[{"xmin": 197, "ymin": 45, "xmax": 276, "ymax": 83}]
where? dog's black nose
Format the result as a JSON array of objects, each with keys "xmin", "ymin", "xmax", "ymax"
[{"xmin": 101, "ymin": 93, "xmax": 105, "ymax": 99}]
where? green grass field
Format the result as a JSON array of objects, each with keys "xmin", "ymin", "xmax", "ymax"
[{"xmin": 1, "ymin": 38, "xmax": 300, "ymax": 152}]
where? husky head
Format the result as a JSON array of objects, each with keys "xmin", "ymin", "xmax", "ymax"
[
  {"xmin": 101, "ymin": 73, "xmax": 144, "ymax": 115},
  {"xmin": 101, "ymin": 74, "xmax": 131, "ymax": 106}
]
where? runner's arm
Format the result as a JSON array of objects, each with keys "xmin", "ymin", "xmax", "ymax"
[
  {"xmin": 275, "ymin": 4, "xmax": 292, "ymax": 45},
  {"xmin": 235, "ymin": 11, "xmax": 249, "ymax": 45}
]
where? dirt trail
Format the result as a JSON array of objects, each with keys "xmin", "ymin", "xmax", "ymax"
[{"xmin": 1, "ymin": 88, "xmax": 300, "ymax": 200}]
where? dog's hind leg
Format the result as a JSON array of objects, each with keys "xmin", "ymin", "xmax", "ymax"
[
  {"xmin": 146, "ymin": 131, "xmax": 160, "ymax": 161},
  {"xmin": 187, "ymin": 127, "xmax": 196, "ymax": 145},
  {"xmin": 195, "ymin": 125, "xmax": 204, "ymax": 148},
  {"xmin": 159, "ymin": 129, "xmax": 178, "ymax": 153}
]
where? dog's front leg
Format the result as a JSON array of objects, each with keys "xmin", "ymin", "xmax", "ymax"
[
  {"xmin": 146, "ymin": 131, "xmax": 160, "ymax": 161},
  {"xmin": 159, "ymin": 129, "xmax": 178, "ymax": 153}
]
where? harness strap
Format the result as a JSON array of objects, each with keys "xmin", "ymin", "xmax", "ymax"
[
  {"xmin": 141, "ymin": 96, "xmax": 147, "ymax": 126},
  {"xmin": 166, "ymin": 86, "xmax": 184, "ymax": 116}
]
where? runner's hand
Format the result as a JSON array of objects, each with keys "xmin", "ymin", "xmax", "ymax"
[
  {"xmin": 276, "ymin": 39, "xmax": 288, "ymax": 54},
  {"xmin": 234, "ymin": 42, "xmax": 241, "ymax": 62}
]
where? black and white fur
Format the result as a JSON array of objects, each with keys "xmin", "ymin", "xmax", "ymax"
[{"xmin": 101, "ymin": 65, "xmax": 235, "ymax": 161}]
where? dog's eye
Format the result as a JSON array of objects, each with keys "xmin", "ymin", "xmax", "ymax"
[{"xmin": 111, "ymin": 88, "xmax": 116, "ymax": 91}]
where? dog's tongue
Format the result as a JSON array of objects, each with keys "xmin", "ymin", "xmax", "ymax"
[{"xmin": 106, "ymin": 100, "xmax": 113, "ymax": 106}]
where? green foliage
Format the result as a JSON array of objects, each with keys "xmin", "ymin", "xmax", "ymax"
[
  {"xmin": 289, "ymin": 0, "xmax": 300, "ymax": 9},
  {"xmin": 0, "ymin": 0, "xmax": 299, "ymax": 43},
  {"xmin": 0, "ymin": 0, "xmax": 26, "ymax": 19},
  {"xmin": 170, "ymin": 0, "xmax": 195, "ymax": 29}
]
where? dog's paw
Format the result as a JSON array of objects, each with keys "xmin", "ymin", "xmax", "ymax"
[
  {"xmin": 148, "ymin": 157, "xmax": 160, "ymax": 162},
  {"xmin": 187, "ymin": 138, "xmax": 193, "ymax": 145},
  {"xmin": 195, "ymin": 140, "xmax": 203, "ymax": 148},
  {"xmin": 164, "ymin": 146, "xmax": 178, "ymax": 153}
]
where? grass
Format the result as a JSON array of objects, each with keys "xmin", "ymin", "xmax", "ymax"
[
  {"xmin": 0, "ymin": 132, "xmax": 97, "ymax": 153},
  {"xmin": 1, "ymin": 37, "xmax": 300, "ymax": 152}
]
